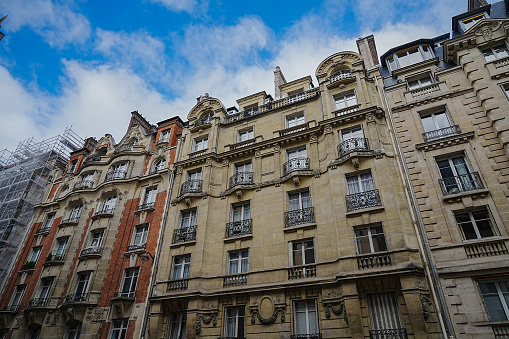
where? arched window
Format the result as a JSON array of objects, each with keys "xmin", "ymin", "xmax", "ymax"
[
  {"xmin": 58, "ymin": 185, "xmax": 69, "ymax": 198},
  {"xmin": 154, "ymin": 159, "xmax": 166, "ymax": 172},
  {"xmin": 100, "ymin": 195, "xmax": 117, "ymax": 213},
  {"xmin": 127, "ymin": 139, "xmax": 139, "ymax": 151},
  {"xmin": 69, "ymin": 204, "xmax": 83, "ymax": 222}
]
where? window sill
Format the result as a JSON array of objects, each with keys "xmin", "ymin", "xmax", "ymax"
[
  {"xmin": 415, "ymin": 131, "xmax": 475, "ymax": 151},
  {"xmin": 345, "ymin": 205, "xmax": 384, "ymax": 217},
  {"xmin": 442, "ymin": 188, "xmax": 489, "ymax": 203},
  {"xmin": 284, "ymin": 223, "xmax": 317, "ymax": 233},
  {"xmin": 170, "ymin": 240, "xmax": 196, "ymax": 248},
  {"xmin": 224, "ymin": 234, "xmax": 253, "ymax": 243}
]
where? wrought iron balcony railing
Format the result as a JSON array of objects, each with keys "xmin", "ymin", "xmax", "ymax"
[
  {"xmin": 45, "ymin": 254, "xmax": 64, "ymax": 263},
  {"xmin": 229, "ymin": 172, "xmax": 253, "ymax": 188},
  {"xmin": 283, "ymin": 157, "xmax": 310, "ymax": 176},
  {"xmin": 80, "ymin": 246, "xmax": 102, "ymax": 257},
  {"xmin": 290, "ymin": 333, "xmax": 322, "ymax": 339},
  {"xmin": 127, "ymin": 243, "xmax": 146, "ymax": 252},
  {"xmin": 168, "ymin": 278, "xmax": 189, "ymax": 291},
  {"xmin": 37, "ymin": 226, "xmax": 51, "ymax": 234},
  {"xmin": 225, "ymin": 219, "xmax": 252, "ymax": 238},
  {"xmin": 64, "ymin": 293, "xmax": 88, "ymax": 303},
  {"xmin": 288, "ymin": 264, "xmax": 316, "ymax": 280},
  {"xmin": 193, "ymin": 114, "xmax": 213, "ymax": 127},
  {"xmin": 60, "ymin": 216, "xmax": 79, "ymax": 225},
  {"xmin": 21, "ymin": 261, "xmax": 36, "ymax": 270},
  {"xmin": 137, "ymin": 202, "xmax": 155, "ymax": 211},
  {"xmin": 180, "ymin": 179, "xmax": 202, "ymax": 195},
  {"xmin": 338, "ymin": 138, "xmax": 369, "ymax": 158},
  {"xmin": 423, "ymin": 125, "xmax": 461, "ymax": 141},
  {"xmin": 27, "ymin": 298, "xmax": 49, "ymax": 308},
  {"xmin": 439, "ymin": 172, "xmax": 484, "ymax": 195},
  {"xmin": 285, "ymin": 207, "xmax": 314, "ymax": 227},
  {"xmin": 114, "ymin": 291, "xmax": 136, "ymax": 299},
  {"xmin": 4, "ymin": 305, "xmax": 19, "ymax": 312},
  {"xmin": 346, "ymin": 189, "xmax": 381, "ymax": 211},
  {"xmin": 73, "ymin": 180, "xmax": 94, "ymax": 191},
  {"xmin": 93, "ymin": 206, "xmax": 115, "ymax": 217},
  {"xmin": 173, "ymin": 225, "xmax": 197, "ymax": 244},
  {"xmin": 369, "ymin": 329, "xmax": 408, "ymax": 339},
  {"xmin": 223, "ymin": 273, "xmax": 248, "ymax": 287},
  {"xmin": 105, "ymin": 170, "xmax": 127, "ymax": 181}
]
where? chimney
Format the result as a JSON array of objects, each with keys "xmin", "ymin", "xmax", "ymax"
[
  {"xmin": 468, "ymin": 0, "xmax": 488, "ymax": 11},
  {"xmin": 356, "ymin": 35, "xmax": 379, "ymax": 70},
  {"xmin": 274, "ymin": 66, "xmax": 287, "ymax": 99}
]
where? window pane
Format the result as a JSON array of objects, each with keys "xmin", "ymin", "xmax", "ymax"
[
  {"xmin": 372, "ymin": 234, "xmax": 388, "ymax": 252},
  {"xmin": 459, "ymin": 220, "xmax": 477, "ymax": 240}
]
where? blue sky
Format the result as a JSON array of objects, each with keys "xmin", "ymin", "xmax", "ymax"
[{"xmin": 0, "ymin": 0, "xmax": 473, "ymax": 151}]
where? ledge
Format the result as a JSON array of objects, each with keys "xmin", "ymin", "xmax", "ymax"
[
  {"xmin": 284, "ymin": 223, "xmax": 317, "ymax": 233},
  {"xmin": 391, "ymin": 57, "xmax": 439, "ymax": 77},
  {"xmin": 415, "ymin": 131, "xmax": 475, "ymax": 151},
  {"xmin": 345, "ymin": 205, "xmax": 384, "ymax": 217},
  {"xmin": 329, "ymin": 150, "xmax": 380, "ymax": 169},
  {"xmin": 224, "ymin": 234, "xmax": 253, "ymax": 243},
  {"xmin": 170, "ymin": 240, "xmax": 196, "ymax": 248},
  {"xmin": 171, "ymin": 191, "xmax": 208, "ymax": 205},
  {"xmin": 442, "ymin": 188, "xmax": 490, "ymax": 203}
]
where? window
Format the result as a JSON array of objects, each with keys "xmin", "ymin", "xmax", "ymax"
[
  {"xmin": 41, "ymin": 212, "xmax": 56, "ymax": 231},
  {"xmin": 355, "ymin": 224, "xmax": 388, "ymax": 254},
  {"xmin": 68, "ymin": 159, "xmax": 78, "ymax": 173},
  {"xmin": 59, "ymin": 185, "xmax": 69, "ymax": 198},
  {"xmin": 110, "ymin": 319, "xmax": 128, "ymax": 339},
  {"xmin": 224, "ymin": 307, "xmax": 245, "ymax": 338},
  {"xmin": 38, "ymin": 277, "xmax": 54, "ymax": 299},
  {"xmin": 288, "ymin": 190, "xmax": 311, "ymax": 212},
  {"xmin": 100, "ymin": 195, "xmax": 117, "ymax": 213},
  {"xmin": 334, "ymin": 91, "xmax": 357, "ymax": 110},
  {"xmin": 172, "ymin": 255, "xmax": 190, "ymax": 280},
  {"xmin": 482, "ymin": 44, "xmax": 509, "ymax": 62},
  {"xmin": 187, "ymin": 169, "xmax": 202, "ymax": 181},
  {"xmin": 238, "ymin": 128, "xmax": 254, "ymax": 142},
  {"xmin": 27, "ymin": 326, "xmax": 41, "ymax": 339},
  {"xmin": 346, "ymin": 172, "xmax": 375, "ymax": 194},
  {"xmin": 154, "ymin": 158, "xmax": 166, "ymax": 172},
  {"xmin": 193, "ymin": 136, "xmax": 208, "ymax": 152},
  {"xmin": 119, "ymin": 268, "xmax": 139, "ymax": 298},
  {"xmin": 244, "ymin": 104, "xmax": 258, "ymax": 116},
  {"xmin": 232, "ymin": 202, "xmax": 250, "ymax": 222},
  {"xmin": 421, "ymin": 110, "xmax": 455, "ymax": 140},
  {"xmin": 108, "ymin": 162, "xmax": 128, "ymax": 180},
  {"xmin": 168, "ymin": 313, "xmax": 187, "ymax": 339},
  {"xmin": 386, "ymin": 45, "xmax": 434, "ymax": 71},
  {"xmin": 339, "ymin": 126, "xmax": 368, "ymax": 156},
  {"xmin": 287, "ymin": 146, "xmax": 307, "ymax": 162},
  {"xmin": 462, "ymin": 13, "xmax": 485, "ymax": 30},
  {"xmin": 159, "ymin": 129, "xmax": 171, "ymax": 143},
  {"xmin": 28, "ymin": 246, "xmax": 42, "ymax": 263},
  {"xmin": 228, "ymin": 250, "xmax": 249, "ymax": 274},
  {"xmin": 133, "ymin": 225, "xmax": 149, "ymax": 246},
  {"xmin": 455, "ymin": 208, "xmax": 496, "ymax": 240},
  {"xmin": 367, "ymin": 293, "xmax": 403, "ymax": 333},
  {"xmin": 69, "ymin": 204, "xmax": 83, "ymax": 222},
  {"xmin": 8, "ymin": 285, "xmax": 26, "ymax": 311},
  {"xmin": 89, "ymin": 230, "xmax": 104, "ymax": 248},
  {"xmin": 294, "ymin": 300, "xmax": 318, "ymax": 335},
  {"xmin": 81, "ymin": 172, "xmax": 94, "ymax": 182},
  {"xmin": 478, "ymin": 280, "xmax": 509, "ymax": 321},
  {"xmin": 291, "ymin": 239, "xmax": 315, "ymax": 266},
  {"xmin": 142, "ymin": 187, "xmax": 157, "ymax": 206},
  {"xmin": 180, "ymin": 209, "xmax": 197, "ymax": 229},
  {"xmin": 127, "ymin": 139, "xmax": 138, "ymax": 151},
  {"xmin": 66, "ymin": 322, "xmax": 81, "ymax": 339},
  {"xmin": 436, "ymin": 155, "xmax": 479, "ymax": 194},
  {"xmin": 74, "ymin": 272, "xmax": 91, "ymax": 298},
  {"xmin": 182, "ymin": 170, "xmax": 202, "ymax": 194},
  {"xmin": 54, "ymin": 237, "xmax": 69, "ymax": 259},
  {"xmin": 286, "ymin": 113, "xmax": 305, "ymax": 128},
  {"xmin": 407, "ymin": 75, "xmax": 433, "ymax": 90}
]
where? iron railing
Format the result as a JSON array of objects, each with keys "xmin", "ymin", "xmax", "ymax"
[
  {"xmin": 60, "ymin": 216, "xmax": 79, "ymax": 225},
  {"xmin": 423, "ymin": 125, "xmax": 461, "ymax": 141},
  {"xmin": 369, "ymin": 329, "xmax": 407, "ymax": 339},
  {"xmin": 338, "ymin": 138, "xmax": 369, "ymax": 158},
  {"xmin": 137, "ymin": 202, "xmax": 155, "ymax": 211},
  {"xmin": 4, "ymin": 305, "xmax": 19, "ymax": 312},
  {"xmin": 173, "ymin": 225, "xmax": 197, "ymax": 244},
  {"xmin": 115, "ymin": 291, "xmax": 136, "ymax": 299},
  {"xmin": 93, "ymin": 206, "xmax": 115, "ymax": 217},
  {"xmin": 290, "ymin": 333, "xmax": 322, "ymax": 339},
  {"xmin": 22, "ymin": 261, "xmax": 36, "ymax": 270},
  {"xmin": 225, "ymin": 219, "xmax": 252, "ymax": 238},
  {"xmin": 285, "ymin": 207, "xmax": 314, "ymax": 227},
  {"xmin": 346, "ymin": 189, "xmax": 381, "ymax": 211},
  {"xmin": 229, "ymin": 172, "xmax": 253, "ymax": 188},
  {"xmin": 45, "ymin": 254, "xmax": 64, "ymax": 263},
  {"xmin": 283, "ymin": 158, "xmax": 310, "ymax": 176},
  {"xmin": 194, "ymin": 114, "xmax": 213, "ymax": 127},
  {"xmin": 439, "ymin": 172, "xmax": 484, "ymax": 195},
  {"xmin": 127, "ymin": 243, "xmax": 146, "ymax": 252},
  {"xmin": 64, "ymin": 293, "xmax": 88, "ymax": 303},
  {"xmin": 27, "ymin": 298, "xmax": 49, "ymax": 308},
  {"xmin": 80, "ymin": 247, "xmax": 102, "ymax": 257},
  {"xmin": 37, "ymin": 226, "xmax": 51, "ymax": 234},
  {"xmin": 73, "ymin": 180, "xmax": 94, "ymax": 190},
  {"xmin": 180, "ymin": 179, "xmax": 202, "ymax": 195},
  {"xmin": 105, "ymin": 170, "xmax": 127, "ymax": 181}
]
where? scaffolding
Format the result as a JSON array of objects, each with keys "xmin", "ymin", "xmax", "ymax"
[{"xmin": 0, "ymin": 127, "xmax": 83, "ymax": 286}]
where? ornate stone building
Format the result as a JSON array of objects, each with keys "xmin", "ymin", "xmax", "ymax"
[{"xmin": 0, "ymin": 112, "xmax": 183, "ymax": 339}]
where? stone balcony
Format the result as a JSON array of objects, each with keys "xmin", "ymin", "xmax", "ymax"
[
  {"xmin": 486, "ymin": 56, "xmax": 509, "ymax": 79},
  {"xmin": 288, "ymin": 264, "xmax": 316, "ymax": 280}
]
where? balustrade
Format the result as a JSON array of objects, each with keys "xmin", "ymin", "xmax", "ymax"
[
  {"xmin": 464, "ymin": 240, "xmax": 508, "ymax": 258},
  {"xmin": 137, "ymin": 202, "xmax": 155, "ymax": 211},
  {"xmin": 105, "ymin": 170, "xmax": 127, "ymax": 181},
  {"xmin": 423, "ymin": 125, "xmax": 460, "ymax": 141},
  {"xmin": 225, "ymin": 219, "xmax": 252, "ymax": 238},
  {"xmin": 291, "ymin": 334, "xmax": 322, "ymax": 339},
  {"xmin": 114, "ymin": 291, "xmax": 136, "ymax": 299},
  {"xmin": 410, "ymin": 83, "xmax": 441, "ymax": 98},
  {"xmin": 73, "ymin": 180, "xmax": 93, "ymax": 191},
  {"xmin": 180, "ymin": 180, "xmax": 202, "ymax": 195},
  {"xmin": 80, "ymin": 247, "xmax": 102, "ymax": 257},
  {"xmin": 127, "ymin": 243, "xmax": 146, "ymax": 252},
  {"xmin": 492, "ymin": 324, "xmax": 509, "ymax": 337},
  {"xmin": 27, "ymin": 298, "xmax": 49, "ymax": 308},
  {"xmin": 288, "ymin": 264, "xmax": 316, "ymax": 280},
  {"xmin": 229, "ymin": 172, "xmax": 253, "ymax": 188},
  {"xmin": 357, "ymin": 253, "xmax": 392, "ymax": 269},
  {"xmin": 223, "ymin": 274, "xmax": 247, "ymax": 287},
  {"xmin": 168, "ymin": 279, "xmax": 189, "ymax": 291},
  {"xmin": 64, "ymin": 293, "xmax": 89, "ymax": 303},
  {"xmin": 285, "ymin": 207, "xmax": 314, "ymax": 227}
]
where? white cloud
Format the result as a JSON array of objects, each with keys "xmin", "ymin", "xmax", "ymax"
[
  {"xmin": 147, "ymin": 0, "xmax": 204, "ymax": 13},
  {"xmin": 0, "ymin": 0, "xmax": 91, "ymax": 47}
]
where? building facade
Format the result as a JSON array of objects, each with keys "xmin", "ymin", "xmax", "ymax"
[{"xmin": 0, "ymin": 112, "xmax": 182, "ymax": 339}]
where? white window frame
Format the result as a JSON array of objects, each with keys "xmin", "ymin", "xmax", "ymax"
[
  {"xmin": 142, "ymin": 187, "xmax": 157, "ymax": 205},
  {"xmin": 193, "ymin": 136, "xmax": 208, "ymax": 152},
  {"xmin": 74, "ymin": 271, "xmax": 91, "ymax": 296},
  {"xmin": 168, "ymin": 312, "xmax": 187, "ymax": 339},
  {"xmin": 68, "ymin": 159, "xmax": 78, "ymax": 173},
  {"xmin": 179, "ymin": 209, "xmax": 197, "ymax": 229},
  {"xmin": 290, "ymin": 239, "xmax": 315, "ymax": 266},
  {"xmin": 154, "ymin": 158, "xmax": 166, "ymax": 172},
  {"xmin": 28, "ymin": 246, "xmax": 42, "ymax": 262},
  {"xmin": 65, "ymin": 322, "xmax": 81, "ymax": 339},
  {"xmin": 286, "ymin": 113, "xmax": 305, "ymax": 128},
  {"xmin": 224, "ymin": 306, "xmax": 245, "ymax": 338},
  {"xmin": 293, "ymin": 299, "xmax": 318, "ymax": 335},
  {"xmin": 482, "ymin": 44, "xmax": 509, "ymax": 62},
  {"xmin": 334, "ymin": 91, "xmax": 357, "ymax": 110},
  {"xmin": 288, "ymin": 189, "xmax": 311, "ymax": 211},
  {"xmin": 237, "ymin": 128, "xmax": 254, "ymax": 143},
  {"xmin": 109, "ymin": 162, "xmax": 128, "ymax": 179},
  {"xmin": 386, "ymin": 45, "xmax": 434, "ymax": 71},
  {"xmin": 159, "ymin": 129, "xmax": 171, "ymax": 143},
  {"xmin": 119, "ymin": 267, "xmax": 139, "ymax": 297},
  {"xmin": 69, "ymin": 204, "xmax": 83, "ymax": 221},
  {"xmin": 37, "ymin": 277, "xmax": 54, "ymax": 299},
  {"xmin": 354, "ymin": 224, "xmax": 388, "ymax": 254},
  {"xmin": 455, "ymin": 207, "xmax": 497, "ymax": 240},
  {"xmin": 54, "ymin": 237, "xmax": 69, "ymax": 258},
  {"xmin": 133, "ymin": 224, "xmax": 149, "ymax": 245},
  {"xmin": 231, "ymin": 201, "xmax": 251, "ymax": 222},
  {"xmin": 346, "ymin": 171, "xmax": 375, "ymax": 194},
  {"xmin": 420, "ymin": 109, "xmax": 453, "ymax": 137},
  {"xmin": 81, "ymin": 172, "xmax": 94, "ymax": 182},
  {"xmin": 407, "ymin": 74, "xmax": 433, "ymax": 90},
  {"xmin": 286, "ymin": 146, "xmax": 307, "ymax": 161},
  {"xmin": 9, "ymin": 285, "xmax": 26, "ymax": 309},
  {"xmin": 187, "ymin": 169, "xmax": 202, "ymax": 181},
  {"xmin": 101, "ymin": 195, "xmax": 117, "ymax": 212},
  {"xmin": 172, "ymin": 255, "xmax": 191, "ymax": 280},
  {"xmin": 110, "ymin": 319, "xmax": 129, "ymax": 339},
  {"xmin": 340, "ymin": 125, "xmax": 365, "ymax": 142},
  {"xmin": 89, "ymin": 230, "xmax": 104, "ymax": 248},
  {"xmin": 228, "ymin": 250, "xmax": 249, "ymax": 274},
  {"xmin": 42, "ymin": 212, "xmax": 55, "ymax": 230},
  {"xmin": 478, "ymin": 279, "xmax": 509, "ymax": 322}
]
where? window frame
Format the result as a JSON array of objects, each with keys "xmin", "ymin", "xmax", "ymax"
[
  {"xmin": 231, "ymin": 201, "xmax": 251, "ymax": 222},
  {"xmin": 159, "ymin": 129, "xmax": 171, "ymax": 143},
  {"xmin": 9, "ymin": 284, "xmax": 27, "ymax": 309},
  {"xmin": 37, "ymin": 277, "xmax": 54, "ymax": 300},
  {"xmin": 224, "ymin": 306, "xmax": 245, "ymax": 338},
  {"xmin": 179, "ymin": 209, "xmax": 197, "ymax": 229},
  {"xmin": 407, "ymin": 74, "xmax": 433, "ymax": 90},
  {"xmin": 455, "ymin": 207, "xmax": 498, "ymax": 240},
  {"xmin": 69, "ymin": 203, "xmax": 83, "ymax": 220},
  {"xmin": 119, "ymin": 267, "xmax": 139, "ymax": 298},
  {"xmin": 193, "ymin": 136, "xmax": 209, "ymax": 152},
  {"xmin": 286, "ymin": 146, "xmax": 307, "ymax": 161},
  {"xmin": 482, "ymin": 43, "xmax": 509, "ymax": 62},
  {"xmin": 290, "ymin": 238, "xmax": 315, "ymax": 266},
  {"xmin": 28, "ymin": 246, "xmax": 42, "ymax": 262},
  {"xmin": 168, "ymin": 312, "xmax": 187, "ymax": 339},
  {"xmin": 109, "ymin": 319, "xmax": 129, "ymax": 339},
  {"xmin": 154, "ymin": 158, "xmax": 166, "ymax": 172},
  {"xmin": 65, "ymin": 322, "xmax": 81, "ymax": 339},
  {"xmin": 386, "ymin": 44, "xmax": 435, "ymax": 71},
  {"xmin": 54, "ymin": 237, "xmax": 69, "ymax": 258},
  {"xmin": 237, "ymin": 127, "xmax": 254, "ymax": 143},
  {"xmin": 285, "ymin": 113, "xmax": 305, "ymax": 128},
  {"xmin": 293, "ymin": 299, "xmax": 318, "ymax": 335},
  {"xmin": 227, "ymin": 249, "xmax": 249, "ymax": 275},
  {"xmin": 334, "ymin": 91, "xmax": 357, "ymax": 110},
  {"xmin": 288, "ymin": 189, "xmax": 311, "ymax": 211},
  {"xmin": 74, "ymin": 271, "xmax": 92, "ymax": 296},
  {"xmin": 89, "ymin": 230, "xmax": 104, "ymax": 248},
  {"xmin": 132, "ymin": 224, "xmax": 149, "ymax": 246},
  {"xmin": 142, "ymin": 187, "xmax": 158, "ymax": 205},
  {"xmin": 172, "ymin": 255, "xmax": 191, "ymax": 280},
  {"xmin": 354, "ymin": 223, "xmax": 388, "ymax": 255},
  {"xmin": 41, "ymin": 212, "xmax": 56, "ymax": 230}
]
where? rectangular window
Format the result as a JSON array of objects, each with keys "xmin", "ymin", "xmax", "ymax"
[
  {"xmin": 110, "ymin": 319, "xmax": 128, "ymax": 339},
  {"xmin": 172, "ymin": 255, "xmax": 191, "ymax": 279},
  {"xmin": 28, "ymin": 246, "xmax": 42, "ymax": 262},
  {"xmin": 228, "ymin": 250, "xmax": 249, "ymax": 274},
  {"xmin": 37, "ymin": 277, "xmax": 54, "ymax": 300},
  {"xmin": 193, "ymin": 137, "xmax": 208, "ymax": 152},
  {"xmin": 9, "ymin": 285, "xmax": 26, "ymax": 310},
  {"xmin": 68, "ymin": 159, "xmax": 78, "ymax": 173},
  {"xmin": 187, "ymin": 170, "xmax": 202, "ymax": 181},
  {"xmin": 340, "ymin": 125, "xmax": 364, "ymax": 141},
  {"xmin": 133, "ymin": 225, "xmax": 149, "ymax": 245},
  {"xmin": 339, "ymin": 126, "xmax": 368, "ymax": 156},
  {"xmin": 142, "ymin": 187, "xmax": 157, "ymax": 205},
  {"xmin": 397, "ymin": 47, "xmax": 424, "ymax": 67},
  {"xmin": 355, "ymin": 224, "xmax": 388, "ymax": 254},
  {"xmin": 75, "ymin": 272, "xmax": 91, "ymax": 297},
  {"xmin": 110, "ymin": 162, "xmax": 128, "ymax": 179},
  {"xmin": 168, "ymin": 313, "xmax": 187, "ymax": 339},
  {"xmin": 232, "ymin": 202, "xmax": 250, "ymax": 222},
  {"xmin": 286, "ymin": 113, "xmax": 305, "ymax": 128},
  {"xmin": 478, "ymin": 280, "xmax": 509, "ymax": 321},
  {"xmin": 89, "ymin": 230, "xmax": 104, "ymax": 248},
  {"xmin": 41, "ymin": 212, "xmax": 56, "ymax": 231},
  {"xmin": 408, "ymin": 75, "xmax": 433, "ymax": 90},
  {"xmin": 291, "ymin": 239, "xmax": 315, "ymax": 266},
  {"xmin": 421, "ymin": 110, "xmax": 455, "ymax": 140},
  {"xmin": 367, "ymin": 293, "xmax": 403, "ymax": 331},
  {"xmin": 180, "ymin": 209, "xmax": 197, "ymax": 229},
  {"xmin": 224, "ymin": 307, "xmax": 245, "ymax": 337},
  {"xmin": 238, "ymin": 128, "xmax": 254, "ymax": 142},
  {"xmin": 334, "ymin": 91, "xmax": 357, "ymax": 110},
  {"xmin": 287, "ymin": 146, "xmax": 307, "ymax": 161},
  {"xmin": 482, "ymin": 44, "xmax": 509, "ymax": 62},
  {"xmin": 455, "ymin": 207, "xmax": 496, "ymax": 240},
  {"xmin": 436, "ymin": 154, "xmax": 479, "ymax": 194},
  {"xmin": 159, "ymin": 129, "xmax": 171, "ymax": 143},
  {"xmin": 346, "ymin": 172, "xmax": 375, "ymax": 194},
  {"xmin": 120, "ymin": 267, "xmax": 139, "ymax": 298},
  {"xmin": 294, "ymin": 299, "xmax": 318, "ymax": 335},
  {"xmin": 288, "ymin": 190, "xmax": 311, "ymax": 211},
  {"xmin": 54, "ymin": 237, "xmax": 69, "ymax": 258},
  {"xmin": 235, "ymin": 161, "xmax": 252, "ymax": 174}
]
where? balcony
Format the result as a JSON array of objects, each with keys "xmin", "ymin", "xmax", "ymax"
[
  {"xmin": 225, "ymin": 219, "xmax": 252, "ymax": 238},
  {"xmin": 172, "ymin": 225, "xmax": 197, "ymax": 244},
  {"xmin": 105, "ymin": 170, "xmax": 127, "ymax": 181},
  {"xmin": 285, "ymin": 207, "xmax": 314, "ymax": 228},
  {"xmin": 291, "ymin": 335, "xmax": 322, "ymax": 339},
  {"xmin": 464, "ymin": 239, "xmax": 508, "ymax": 259},
  {"xmin": 36, "ymin": 226, "xmax": 51, "ymax": 234},
  {"xmin": 21, "ymin": 261, "xmax": 36, "ymax": 271},
  {"xmin": 439, "ymin": 172, "xmax": 484, "ymax": 196},
  {"xmin": 113, "ymin": 291, "xmax": 136, "ymax": 300},
  {"xmin": 193, "ymin": 114, "xmax": 213, "ymax": 128},
  {"xmin": 279, "ymin": 122, "xmax": 309, "ymax": 137},
  {"xmin": 73, "ymin": 180, "xmax": 94, "ymax": 191},
  {"xmin": 168, "ymin": 278, "xmax": 189, "ymax": 291},
  {"xmin": 345, "ymin": 189, "xmax": 382, "ymax": 212},
  {"xmin": 92, "ymin": 207, "xmax": 114, "ymax": 219},
  {"xmin": 126, "ymin": 243, "xmax": 146, "ymax": 253},
  {"xmin": 492, "ymin": 324, "xmax": 509, "ymax": 338},
  {"xmin": 330, "ymin": 70, "xmax": 353, "ymax": 84},
  {"xmin": 423, "ymin": 125, "xmax": 461, "ymax": 142},
  {"xmin": 4, "ymin": 305, "xmax": 19, "ymax": 312},
  {"xmin": 223, "ymin": 273, "xmax": 247, "ymax": 287},
  {"xmin": 357, "ymin": 252, "xmax": 392, "ymax": 269},
  {"xmin": 27, "ymin": 298, "xmax": 49, "ymax": 308},
  {"xmin": 229, "ymin": 172, "xmax": 253, "ymax": 188},
  {"xmin": 63, "ymin": 293, "xmax": 89, "ymax": 303},
  {"xmin": 288, "ymin": 264, "xmax": 316, "ymax": 280},
  {"xmin": 369, "ymin": 329, "xmax": 407, "ymax": 339},
  {"xmin": 59, "ymin": 216, "xmax": 79, "ymax": 227},
  {"xmin": 180, "ymin": 179, "xmax": 202, "ymax": 195},
  {"xmin": 333, "ymin": 104, "xmax": 360, "ymax": 117},
  {"xmin": 338, "ymin": 138, "xmax": 369, "ymax": 158},
  {"xmin": 283, "ymin": 158, "xmax": 310, "ymax": 176},
  {"xmin": 44, "ymin": 254, "xmax": 64, "ymax": 266},
  {"xmin": 137, "ymin": 202, "xmax": 155, "ymax": 212},
  {"xmin": 410, "ymin": 83, "xmax": 441, "ymax": 99},
  {"xmin": 79, "ymin": 246, "xmax": 102, "ymax": 258},
  {"xmin": 486, "ymin": 56, "xmax": 509, "ymax": 79}
]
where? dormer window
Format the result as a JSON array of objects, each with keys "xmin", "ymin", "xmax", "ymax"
[
  {"xmin": 386, "ymin": 45, "xmax": 434, "ymax": 71},
  {"xmin": 407, "ymin": 75, "xmax": 433, "ymax": 90},
  {"xmin": 159, "ymin": 130, "xmax": 171, "ymax": 143},
  {"xmin": 330, "ymin": 69, "xmax": 352, "ymax": 83},
  {"xmin": 482, "ymin": 44, "xmax": 509, "ymax": 62},
  {"xmin": 462, "ymin": 13, "xmax": 485, "ymax": 30}
]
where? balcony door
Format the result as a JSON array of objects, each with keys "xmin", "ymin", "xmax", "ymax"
[
  {"xmin": 436, "ymin": 155, "xmax": 475, "ymax": 193},
  {"xmin": 75, "ymin": 272, "xmax": 91, "ymax": 297},
  {"xmin": 232, "ymin": 202, "xmax": 250, "ymax": 222},
  {"xmin": 346, "ymin": 172, "xmax": 375, "ymax": 194}
]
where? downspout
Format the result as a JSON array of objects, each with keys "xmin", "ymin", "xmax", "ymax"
[
  {"xmin": 140, "ymin": 136, "xmax": 183, "ymax": 339},
  {"xmin": 374, "ymin": 75, "xmax": 454, "ymax": 339}
]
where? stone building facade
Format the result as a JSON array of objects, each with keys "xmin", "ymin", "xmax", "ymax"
[{"xmin": 0, "ymin": 112, "xmax": 183, "ymax": 339}]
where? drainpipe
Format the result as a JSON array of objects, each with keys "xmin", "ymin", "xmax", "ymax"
[
  {"xmin": 140, "ymin": 136, "xmax": 183, "ymax": 339},
  {"xmin": 374, "ymin": 75, "xmax": 454, "ymax": 339}
]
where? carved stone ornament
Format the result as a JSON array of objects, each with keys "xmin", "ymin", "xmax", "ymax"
[
  {"xmin": 477, "ymin": 25, "xmax": 493, "ymax": 40},
  {"xmin": 222, "ymin": 159, "xmax": 229, "ymax": 167},
  {"xmin": 13, "ymin": 316, "xmax": 24, "ymax": 329},
  {"xmin": 310, "ymin": 134, "xmax": 317, "ymax": 143},
  {"xmin": 325, "ymin": 124, "xmax": 333, "ymax": 134},
  {"xmin": 185, "ymin": 198, "xmax": 191, "ymax": 207},
  {"xmin": 323, "ymin": 300, "xmax": 348, "ymax": 324},
  {"xmin": 236, "ymin": 189, "xmax": 242, "ymax": 200},
  {"xmin": 293, "ymin": 176, "xmax": 300, "ymax": 187},
  {"xmin": 250, "ymin": 299, "xmax": 286, "ymax": 325},
  {"xmin": 195, "ymin": 312, "xmax": 218, "ymax": 334},
  {"xmin": 351, "ymin": 158, "xmax": 360, "ymax": 170},
  {"xmin": 206, "ymin": 158, "xmax": 212, "ymax": 166},
  {"xmin": 274, "ymin": 144, "xmax": 280, "ymax": 152},
  {"xmin": 91, "ymin": 308, "xmax": 108, "ymax": 322},
  {"xmin": 420, "ymin": 294, "xmax": 432, "ymax": 321},
  {"xmin": 176, "ymin": 166, "xmax": 183, "ymax": 175},
  {"xmin": 366, "ymin": 113, "xmax": 375, "ymax": 123}
]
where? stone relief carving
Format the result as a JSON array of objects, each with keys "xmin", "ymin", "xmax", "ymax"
[
  {"xmin": 13, "ymin": 316, "xmax": 24, "ymax": 329},
  {"xmin": 195, "ymin": 312, "xmax": 218, "ymax": 334},
  {"xmin": 323, "ymin": 300, "xmax": 348, "ymax": 324},
  {"xmin": 420, "ymin": 294, "xmax": 432, "ymax": 321},
  {"xmin": 222, "ymin": 158, "xmax": 229, "ymax": 166}
]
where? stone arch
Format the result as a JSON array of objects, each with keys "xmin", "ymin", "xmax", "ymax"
[
  {"xmin": 187, "ymin": 97, "xmax": 226, "ymax": 122},
  {"xmin": 315, "ymin": 51, "xmax": 364, "ymax": 80}
]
